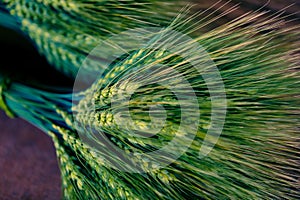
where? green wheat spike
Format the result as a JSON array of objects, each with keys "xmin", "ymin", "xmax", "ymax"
[
  {"xmin": 0, "ymin": 7, "xmax": 299, "ymax": 199},
  {"xmin": 0, "ymin": 0, "xmax": 182, "ymax": 77}
]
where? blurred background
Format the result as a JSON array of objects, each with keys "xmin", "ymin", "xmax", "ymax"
[{"xmin": 0, "ymin": 0, "xmax": 299, "ymax": 199}]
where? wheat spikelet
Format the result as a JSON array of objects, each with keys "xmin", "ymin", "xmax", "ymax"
[{"xmin": 0, "ymin": 0, "xmax": 181, "ymax": 77}]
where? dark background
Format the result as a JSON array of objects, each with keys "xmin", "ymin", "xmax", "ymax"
[{"xmin": 0, "ymin": 0, "xmax": 299, "ymax": 199}]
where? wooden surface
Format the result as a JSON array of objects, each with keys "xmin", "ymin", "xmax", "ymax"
[
  {"xmin": 0, "ymin": 0, "xmax": 299, "ymax": 199},
  {"xmin": 0, "ymin": 111, "xmax": 61, "ymax": 200}
]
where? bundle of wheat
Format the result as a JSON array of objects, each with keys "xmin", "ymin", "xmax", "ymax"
[{"xmin": 0, "ymin": 5, "xmax": 299, "ymax": 198}]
